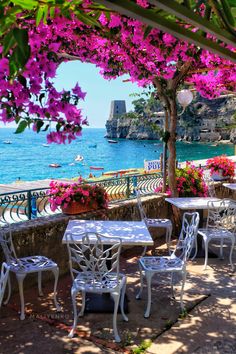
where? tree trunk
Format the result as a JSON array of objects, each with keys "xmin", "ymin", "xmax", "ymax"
[{"xmin": 167, "ymin": 96, "xmax": 178, "ymax": 196}]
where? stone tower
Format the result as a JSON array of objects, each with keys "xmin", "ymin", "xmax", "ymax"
[{"xmin": 109, "ymin": 100, "xmax": 126, "ymax": 120}]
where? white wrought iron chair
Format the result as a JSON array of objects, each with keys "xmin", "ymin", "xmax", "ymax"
[
  {"xmin": 66, "ymin": 232, "xmax": 128, "ymax": 343},
  {"xmin": 203, "ymin": 171, "xmax": 217, "ymax": 197},
  {"xmin": 0, "ymin": 262, "xmax": 10, "ymax": 307},
  {"xmin": 0, "ymin": 224, "xmax": 61, "ymax": 320},
  {"xmin": 197, "ymin": 199, "xmax": 236, "ymax": 270},
  {"xmin": 136, "ymin": 212, "xmax": 200, "ymax": 318},
  {"xmin": 135, "ymin": 189, "xmax": 173, "ymax": 254}
]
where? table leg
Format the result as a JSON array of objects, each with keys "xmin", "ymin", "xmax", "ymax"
[{"xmin": 191, "ymin": 209, "xmax": 217, "ymax": 259}]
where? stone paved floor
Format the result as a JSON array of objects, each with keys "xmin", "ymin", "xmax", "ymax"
[{"xmin": 0, "ymin": 236, "xmax": 235, "ymax": 354}]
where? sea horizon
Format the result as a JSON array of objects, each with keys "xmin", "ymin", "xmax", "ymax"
[{"xmin": 0, "ymin": 127, "xmax": 234, "ymax": 185}]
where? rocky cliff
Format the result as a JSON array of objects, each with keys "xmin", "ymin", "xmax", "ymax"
[{"xmin": 105, "ymin": 95, "xmax": 236, "ymax": 142}]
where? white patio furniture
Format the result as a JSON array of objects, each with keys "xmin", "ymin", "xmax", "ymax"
[
  {"xmin": 65, "ymin": 232, "xmax": 128, "ymax": 343},
  {"xmin": 223, "ymin": 183, "xmax": 236, "ymax": 191},
  {"xmin": 0, "ymin": 224, "xmax": 61, "ymax": 320},
  {"xmin": 135, "ymin": 189, "xmax": 173, "ymax": 254},
  {"xmin": 197, "ymin": 200, "xmax": 236, "ymax": 270},
  {"xmin": 0, "ymin": 262, "xmax": 10, "ymax": 307},
  {"xmin": 136, "ymin": 212, "xmax": 200, "ymax": 318},
  {"xmin": 204, "ymin": 172, "xmax": 217, "ymax": 197}
]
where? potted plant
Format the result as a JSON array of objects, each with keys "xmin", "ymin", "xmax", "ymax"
[
  {"xmin": 206, "ymin": 155, "xmax": 235, "ymax": 181},
  {"xmin": 48, "ymin": 180, "xmax": 109, "ymax": 214},
  {"xmin": 155, "ymin": 162, "xmax": 208, "ymax": 197}
]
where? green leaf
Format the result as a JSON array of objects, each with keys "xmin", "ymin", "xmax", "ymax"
[
  {"xmin": 75, "ymin": 11, "xmax": 101, "ymax": 27},
  {"xmin": 13, "ymin": 28, "xmax": 29, "ymax": 52},
  {"xmin": 12, "ymin": 0, "xmax": 38, "ymax": 10},
  {"xmin": 144, "ymin": 25, "xmax": 152, "ymax": 39},
  {"xmin": 3, "ymin": 30, "xmax": 16, "ymax": 56},
  {"xmin": 18, "ymin": 75, "xmax": 27, "ymax": 88},
  {"xmin": 36, "ymin": 6, "xmax": 45, "ymax": 26},
  {"xmin": 42, "ymin": 124, "xmax": 50, "ymax": 131},
  {"xmin": 15, "ymin": 120, "xmax": 28, "ymax": 134},
  {"xmin": 39, "ymin": 93, "xmax": 45, "ymax": 104},
  {"xmin": 9, "ymin": 29, "xmax": 31, "ymax": 74},
  {"xmin": 220, "ymin": 0, "xmax": 235, "ymax": 26},
  {"xmin": 35, "ymin": 120, "xmax": 44, "ymax": 132}
]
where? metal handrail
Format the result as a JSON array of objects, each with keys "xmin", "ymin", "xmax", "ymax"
[{"xmin": 0, "ymin": 173, "xmax": 163, "ymax": 225}]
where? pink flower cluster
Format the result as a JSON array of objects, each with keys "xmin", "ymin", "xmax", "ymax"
[
  {"xmin": 1, "ymin": 2, "xmax": 236, "ymax": 142},
  {"xmin": 48, "ymin": 180, "xmax": 109, "ymax": 212},
  {"xmin": 155, "ymin": 162, "xmax": 208, "ymax": 197},
  {"xmin": 206, "ymin": 155, "xmax": 235, "ymax": 178}
]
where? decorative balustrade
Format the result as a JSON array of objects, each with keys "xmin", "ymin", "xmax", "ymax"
[{"xmin": 0, "ymin": 173, "xmax": 162, "ymax": 225}]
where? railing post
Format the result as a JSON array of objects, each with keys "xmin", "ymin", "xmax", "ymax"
[
  {"xmin": 27, "ymin": 191, "xmax": 32, "ymax": 220},
  {"xmin": 31, "ymin": 196, "xmax": 37, "ymax": 219},
  {"xmin": 132, "ymin": 176, "xmax": 137, "ymax": 195},
  {"xmin": 126, "ymin": 176, "xmax": 131, "ymax": 198}
]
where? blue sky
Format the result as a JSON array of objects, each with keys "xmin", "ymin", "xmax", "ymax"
[
  {"xmin": 55, "ymin": 61, "xmax": 144, "ymax": 128},
  {"xmin": 0, "ymin": 61, "xmax": 144, "ymax": 129}
]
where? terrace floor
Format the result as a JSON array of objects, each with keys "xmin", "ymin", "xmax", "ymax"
[{"xmin": 0, "ymin": 235, "xmax": 235, "ymax": 354}]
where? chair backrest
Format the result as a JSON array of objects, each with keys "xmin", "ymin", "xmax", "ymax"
[
  {"xmin": 0, "ymin": 224, "xmax": 20, "ymax": 265},
  {"xmin": 174, "ymin": 212, "xmax": 200, "ymax": 261},
  {"xmin": 66, "ymin": 232, "xmax": 122, "ymax": 290},
  {"xmin": 0, "ymin": 262, "xmax": 10, "ymax": 307},
  {"xmin": 135, "ymin": 189, "xmax": 147, "ymax": 221},
  {"xmin": 218, "ymin": 199, "xmax": 236, "ymax": 232},
  {"xmin": 204, "ymin": 172, "xmax": 216, "ymax": 197},
  {"xmin": 206, "ymin": 199, "xmax": 236, "ymax": 230}
]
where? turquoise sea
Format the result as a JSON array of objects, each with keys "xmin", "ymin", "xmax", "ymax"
[{"xmin": 0, "ymin": 128, "xmax": 234, "ymax": 184}]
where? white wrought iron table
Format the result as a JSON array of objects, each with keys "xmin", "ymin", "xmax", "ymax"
[
  {"xmin": 62, "ymin": 220, "xmax": 154, "ymax": 247},
  {"xmin": 62, "ymin": 220, "xmax": 153, "ymax": 312},
  {"xmin": 223, "ymin": 183, "xmax": 236, "ymax": 191},
  {"xmin": 165, "ymin": 197, "xmax": 220, "ymax": 258}
]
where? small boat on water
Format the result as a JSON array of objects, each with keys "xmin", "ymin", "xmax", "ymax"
[
  {"xmin": 90, "ymin": 166, "xmax": 104, "ymax": 170},
  {"xmin": 75, "ymin": 155, "xmax": 84, "ymax": 162},
  {"xmin": 49, "ymin": 163, "xmax": 61, "ymax": 168},
  {"xmin": 3, "ymin": 140, "xmax": 12, "ymax": 144},
  {"xmin": 108, "ymin": 139, "xmax": 118, "ymax": 144},
  {"xmin": 42, "ymin": 143, "xmax": 50, "ymax": 147}
]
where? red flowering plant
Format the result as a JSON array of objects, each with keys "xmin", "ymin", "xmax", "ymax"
[
  {"xmin": 48, "ymin": 180, "xmax": 109, "ymax": 212},
  {"xmin": 206, "ymin": 155, "xmax": 235, "ymax": 179},
  {"xmin": 155, "ymin": 162, "xmax": 208, "ymax": 197}
]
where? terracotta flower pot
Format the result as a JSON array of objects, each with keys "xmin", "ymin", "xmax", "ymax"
[{"xmin": 61, "ymin": 200, "xmax": 98, "ymax": 215}]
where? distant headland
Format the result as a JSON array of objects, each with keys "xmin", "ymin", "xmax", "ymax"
[{"xmin": 105, "ymin": 95, "xmax": 236, "ymax": 143}]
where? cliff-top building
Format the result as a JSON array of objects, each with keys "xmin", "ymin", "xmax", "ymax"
[{"xmin": 109, "ymin": 100, "xmax": 126, "ymax": 120}]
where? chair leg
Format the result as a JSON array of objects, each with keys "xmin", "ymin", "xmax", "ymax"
[
  {"xmin": 78, "ymin": 291, "xmax": 85, "ymax": 317},
  {"xmin": 68, "ymin": 287, "xmax": 78, "ymax": 338},
  {"xmin": 4, "ymin": 275, "xmax": 11, "ymax": 305},
  {"xmin": 229, "ymin": 237, "xmax": 235, "ymax": 271},
  {"xmin": 144, "ymin": 272, "xmax": 153, "ymax": 318},
  {"xmin": 111, "ymin": 291, "xmax": 121, "ymax": 343},
  {"xmin": 220, "ymin": 238, "xmax": 224, "ymax": 259},
  {"xmin": 203, "ymin": 239, "xmax": 209, "ymax": 270},
  {"xmin": 51, "ymin": 267, "xmax": 61, "ymax": 312},
  {"xmin": 38, "ymin": 271, "xmax": 43, "ymax": 296},
  {"xmin": 141, "ymin": 246, "xmax": 147, "ymax": 257},
  {"xmin": 136, "ymin": 262, "xmax": 144, "ymax": 300},
  {"xmin": 120, "ymin": 280, "xmax": 128, "ymax": 322},
  {"xmin": 16, "ymin": 273, "xmax": 26, "ymax": 320},
  {"xmin": 180, "ymin": 270, "xmax": 186, "ymax": 310},
  {"xmin": 170, "ymin": 272, "xmax": 175, "ymax": 299},
  {"xmin": 166, "ymin": 225, "xmax": 173, "ymax": 254},
  {"xmin": 191, "ymin": 235, "xmax": 198, "ymax": 261}
]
